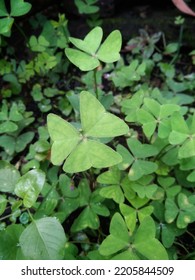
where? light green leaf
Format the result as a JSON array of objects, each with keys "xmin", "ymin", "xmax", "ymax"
[
  {"xmin": 81, "ymin": 91, "xmax": 129, "ymax": 137},
  {"xmin": 47, "ymin": 113, "xmax": 81, "ymax": 165},
  {"xmin": 65, "ymin": 48, "xmax": 99, "ymax": 71},
  {"xmin": 99, "ymin": 213, "xmax": 130, "ymax": 256},
  {"xmin": 19, "ymin": 217, "xmax": 66, "ymax": 260},
  {"xmin": 134, "ymin": 217, "xmax": 168, "ymax": 260},
  {"xmin": 0, "ymin": 161, "xmax": 20, "ymax": 193},
  {"xmin": 165, "ymin": 198, "xmax": 179, "ymax": 223},
  {"xmin": 97, "ymin": 30, "xmax": 122, "ymax": 63},
  {"xmin": 100, "ymin": 185, "xmax": 124, "ymax": 203},
  {"xmin": 15, "ymin": 169, "xmax": 45, "ymax": 208},
  {"xmin": 69, "ymin": 26, "xmax": 103, "ymax": 54},
  {"xmin": 63, "ymin": 139, "xmax": 122, "ymax": 173}
]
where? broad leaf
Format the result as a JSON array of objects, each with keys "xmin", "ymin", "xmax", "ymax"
[
  {"xmin": 0, "ymin": 161, "xmax": 20, "ymax": 193},
  {"xmin": 15, "ymin": 169, "xmax": 45, "ymax": 208},
  {"xmin": 19, "ymin": 217, "xmax": 66, "ymax": 260},
  {"xmin": 0, "ymin": 224, "xmax": 24, "ymax": 260}
]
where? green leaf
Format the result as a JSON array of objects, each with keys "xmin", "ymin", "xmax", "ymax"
[
  {"xmin": 0, "ymin": 224, "xmax": 24, "ymax": 260},
  {"xmin": 65, "ymin": 48, "xmax": 99, "ymax": 71},
  {"xmin": 100, "ymin": 185, "xmax": 124, "ymax": 203},
  {"xmin": 71, "ymin": 206, "xmax": 99, "ymax": 232},
  {"xmin": 10, "ymin": 0, "xmax": 32, "ymax": 17},
  {"xmin": 15, "ymin": 169, "xmax": 45, "ymax": 208},
  {"xmin": 63, "ymin": 139, "xmax": 122, "ymax": 173},
  {"xmin": 19, "ymin": 217, "xmax": 66, "ymax": 260},
  {"xmin": 47, "ymin": 113, "xmax": 81, "ymax": 165},
  {"xmin": 99, "ymin": 213, "xmax": 130, "ymax": 256},
  {"xmin": 0, "ymin": 1, "xmax": 8, "ymax": 17},
  {"xmin": 0, "ymin": 121, "xmax": 18, "ymax": 133},
  {"xmin": 165, "ymin": 198, "xmax": 179, "ymax": 223},
  {"xmin": 81, "ymin": 91, "xmax": 129, "ymax": 137},
  {"xmin": 134, "ymin": 217, "xmax": 168, "ymax": 260},
  {"xmin": 69, "ymin": 26, "xmax": 103, "ymax": 54},
  {"xmin": 97, "ymin": 30, "xmax": 122, "ymax": 63},
  {"xmin": 15, "ymin": 132, "xmax": 34, "ymax": 152},
  {"xmin": 0, "ymin": 17, "xmax": 14, "ymax": 35},
  {"xmin": 48, "ymin": 91, "xmax": 128, "ymax": 173},
  {"xmin": 0, "ymin": 161, "xmax": 20, "ymax": 193}
]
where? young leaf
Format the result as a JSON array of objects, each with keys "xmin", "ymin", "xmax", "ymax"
[{"xmin": 19, "ymin": 217, "xmax": 66, "ymax": 260}]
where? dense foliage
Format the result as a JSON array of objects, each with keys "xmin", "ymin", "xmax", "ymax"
[{"xmin": 0, "ymin": 0, "xmax": 195, "ymax": 260}]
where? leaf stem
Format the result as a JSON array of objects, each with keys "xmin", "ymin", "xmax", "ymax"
[{"xmin": 93, "ymin": 68, "xmax": 98, "ymax": 99}]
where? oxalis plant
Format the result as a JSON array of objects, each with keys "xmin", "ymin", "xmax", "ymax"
[
  {"xmin": 1, "ymin": 24, "xmax": 195, "ymax": 260},
  {"xmin": 65, "ymin": 26, "xmax": 121, "ymax": 98}
]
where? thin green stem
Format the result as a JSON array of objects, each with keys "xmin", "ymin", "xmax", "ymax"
[
  {"xmin": 170, "ymin": 23, "xmax": 184, "ymax": 65},
  {"xmin": 93, "ymin": 68, "xmax": 98, "ymax": 99}
]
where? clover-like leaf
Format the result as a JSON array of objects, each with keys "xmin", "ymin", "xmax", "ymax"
[
  {"xmin": 10, "ymin": 0, "xmax": 32, "ymax": 17},
  {"xmin": 99, "ymin": 213, "xmax": 130, "ymax": 256},
  {"xmin": 97, "ymin": 167, "xmax": 125, "ymax": 203},
  {"xmin": 47, "ymin": 91, "xmax": 129, "ymax": 173},
  {"xmin": 65, "ymin": 27, "xmax": 121, "ymax": 71},
  {"xmin": 137, "ymin": 98, "xmax": 180, "ymax": 138},
  {"xmin": 169, "ymin": 112, "xmax": 195, "ymax": 158},
  {"xmin": 117, "ymin": 138, "xmax": 158, "ymax": 181},
  {"xmin": 165, "ymin": 193, "xmax": 195, "ymax": 228},
  {"xmin": 99, "ymin": 214, "xmax": 168, "ymax": 260},
  {"xmin": 15, "ymin": 169, "xmax": 45, "ymax": 208}
]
